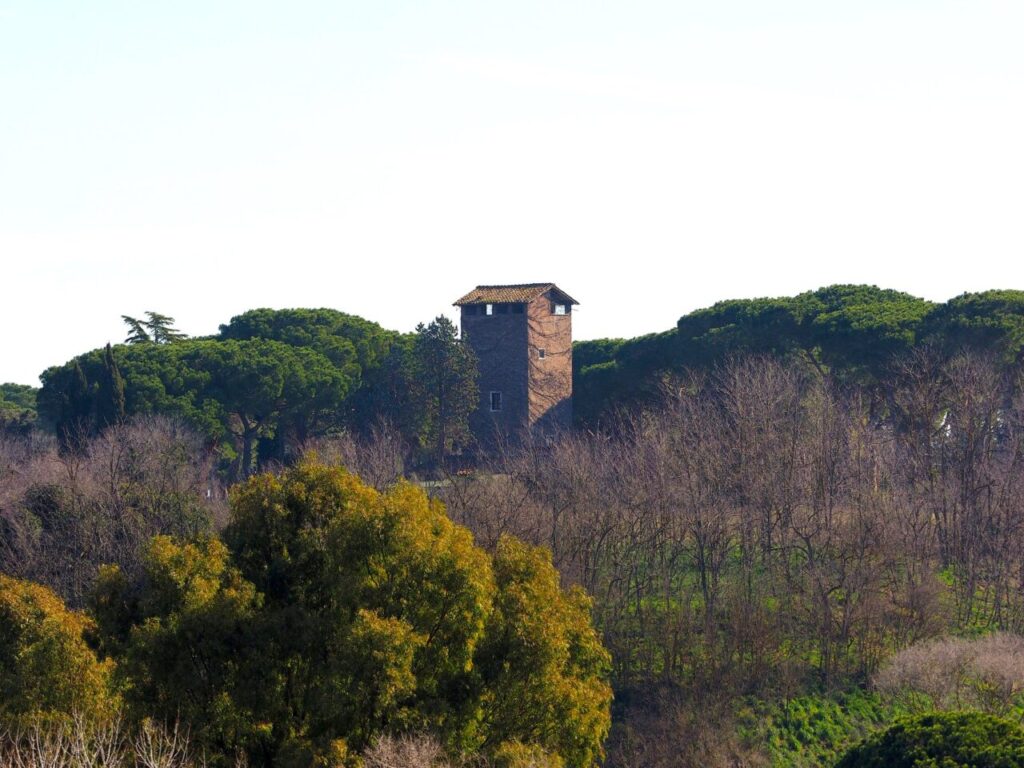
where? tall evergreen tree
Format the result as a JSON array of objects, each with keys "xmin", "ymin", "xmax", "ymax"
[
  {"xmin": 97, "ymin": 343, "xmax": 126, "ymax": 427},
  {"xmin": 61, "ymin": 360, "xmax": 93, "ymax": 449},
  {"xmin": 144, "ymin": 311, "xmax": 187, "ymax": 344},
  {"xmin": 121, "ymin": 315, "xmax": 151, "ymax": 344},
  {"xmin": 122, "ymin": 312, "xmax": 186, "ymax": 344},
  {"xmin": 408, "ymin": 316, "xmax": 478, "ymax": 466}
]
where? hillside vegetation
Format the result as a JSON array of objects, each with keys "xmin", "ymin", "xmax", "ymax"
[
  {"xmin": 574, "ymin": 286, "xmax": 1024, "ymax": 425},
  {"xmin": 5, "ymin": 284, "xmax": 1024, "ymax": 766}
]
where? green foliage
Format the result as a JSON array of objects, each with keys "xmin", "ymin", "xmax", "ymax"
[
  {"xmin": 572, "ymin": 339, "xmax": 625, "ymax": 372},
  {"xmin": 573, "ymin": 285, "xmax": 977, "ymax": 425},
  {"xmin": 477, "ymin": 537, "xmax": 613, "ymax": 768},
  {"xmin": 0, "ymin": 382, "xmax": 38, "ymax": 435},
  {"xmin": 99, "ymin": 460, "xmax": 611, "ymax": 766},
  {"xmin": 93, "ymin": 537, "xmax": 264, "ymax": 757},
  {"xmin": 225, "ymin": 461, "xmax": 495, "ymax": 753},
  {"xmin": 492, "ymin": 740, "xmax": 566, "ymax": 768},
  {"xmin": 122, "ymin": 315, "xmax": 151, "ymax": 344},
  {"xmin": 122, "ymin": 312, "xmax": 187, "ymax": 344},
  {"xmin": 0, "ymin": 574, "xmax": 117, "ymax": 720},
  {"xmin": 218, "ymin": 307, "xmax": 417, "ymax": 450},
  {"xmin": 407, "ymin": 316, "xmax": 478, "ymax": 464},
  {"xmin": 835, "ymin": 711, "xmax": 1024, "ymax": 768},
  {"xmin": 144, "ymin": 312, "xmax": 187, "ymax": 344},
  {"xmin": 736, "ymin": 691, "xmax": 898, "ymax": 768},
  {"xmin": 218, "ymin": 307, "xmax": 395, "ymax": 376},
  {"xmin": 922, "ymin": 290, "xmax": 1024, "ymax": 362},
  {"xmin": 96, "ymin": 343, "xmax": 126, "ymax": 427},
  {"xmin": 674, "ymin": 285, "xmax": 933, "ymax": 381},
  {"xmin": 39, "ymin": 338, "xmax": 350, "ymax": 477},
  {"xmin": 0, "ymin": 382, "xmax": 38, "ymax": 413},
  {"xmin": 41, "ymin": 307, "xmax": 417, "ymax": 473}
]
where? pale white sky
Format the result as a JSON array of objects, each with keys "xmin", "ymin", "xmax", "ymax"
[{"xmin": 2, "ymin": 1, "xmax": 1023, "ymax": 385}]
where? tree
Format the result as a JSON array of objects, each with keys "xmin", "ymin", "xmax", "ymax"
[
  {"xmin": 922, "ymin": 290, "xmax": 1024, "ymax": 363},
  {"xmin": 836, "ymin": 711, "xmax": 1024, "ymax": 768},
  {"xmin": 122, "ymin": 312, "xmax": 187, "ymax": 345},
  {"xmin": 187, "ymin": 339, "xmax": 350, "ymax": 478},
  {"xmin": 92, "ymin": 537, "xmax": 264, "ymax": 759},
  {"xmin": 39, "ymin": 338, "xmax": 352, "ymax": 478},
  {"xmin": 1, "ymin": 416, "xmax": 218, "ymax": 608},
  {"xmin": 0, "ymin": 383, "xmax": 38, "ymax": 436},
  {"xmin": 408, "ymin": 317, "xmax": 478, "ymax": 465},
  {"xmin": 96, "ymin": 343, "xmax": 126, "ymax": 427},
  {"xmin": 218, "ymin": 308, "xmax": 416, "ymax": 445},
  {"xmin": 0, "ymin": 383, "xmax": 38, "ymax": 414},
  {"xmin": 122, "ymin": 315, "xmax": 151, "ymax": 344},
  {"xmin": 0, "ymin": 574, "xmax": 117, "ymax": 720},
  {"xmin": 144, "ymin": 312, "xmax": 187, "ymax": 344},
  {"xmin": 99, "ymin": 460, "xmax": 611, "ymax": 766},
  {"xmin": 476, "ymin": 537, "xmax": 613, "ymax": 768}
]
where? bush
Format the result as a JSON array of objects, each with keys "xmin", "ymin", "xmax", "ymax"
[
  {"xmin": 0, "ymin": 574, "xmax": 116, "ymax": 720},
  {"xmin": 835, "ymin": 711, "xmax": 1024, "ymax": 768},
  {"xmin": 0, "ymin": 715, "xmax": 200, "ymax": 768},
  {"xmin": 492, "ymin": 740, "xmax": 565, "ymax": 768},
  {"xmin": 874, "ymin": 634, "xmax": 1024, "ymax": 715},
  {"xmin": 737, "ymin": 691, "xmax": 896, "ymax": 768},
  {"xmin": 98, "ymin": 460, "xmax": 612, "ymax": 767}
]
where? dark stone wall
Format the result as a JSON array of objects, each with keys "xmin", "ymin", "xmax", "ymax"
[{"xmin": 461, "ymin": 306, "xmax": 529, "ymax": 450}]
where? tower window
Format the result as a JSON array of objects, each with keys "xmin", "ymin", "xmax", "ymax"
[
  {"xmin": 553, "ymin": 303, "xmax": 568, "ymax": 315},
  {"xmin": 538, "ymin": 348, "xmax": 546, "ymax": 359},
  {"xmin": 490, "ymin": 391, "xmax": 502, "ymax": 411},
  {"xmin": 486, "ymin": 304, "xmax": 493, "ymax": 316}
]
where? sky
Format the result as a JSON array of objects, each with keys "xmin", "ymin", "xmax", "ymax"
[{"xmin": 2, "ymin": 1, "xmax": 1023, "ymax": 385}]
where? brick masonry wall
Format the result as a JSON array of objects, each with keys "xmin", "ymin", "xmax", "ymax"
[{"xmin": 527, "ymin": 290, "xmax": 573, "ymax": 435}]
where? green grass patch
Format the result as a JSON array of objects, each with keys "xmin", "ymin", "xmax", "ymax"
[{"xmin": 736, "ymin": 690, "xmax": 904, "ymax": 768}]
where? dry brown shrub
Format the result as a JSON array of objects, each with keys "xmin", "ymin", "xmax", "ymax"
[
  {"xmin": 361, "ymin": 733, "xmax": 450, "ymax": 768},
  {"xmin": 0, "ymin": 416, "xmax": 221, "ymax": 606},
  {"xmin": 301, "ymin": 420, "xmax": 408, "ymax": 492},
  {"xmin": 604, "ymin": 687, "xmax": 767, "ymax": 768},
  {"xmin": 0, "ymin": 715, "xmax": 202, "ymax": 768},
  {"xmin": 874, "ymin": 632, "xmax": 1024, "ymax": 715}
]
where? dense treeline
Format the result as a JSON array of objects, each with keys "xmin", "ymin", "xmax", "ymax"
[
  {"xmin": 435, "ymin": 349, "xmax": 1024, "ymax": 765},
  {"xmin": 0, "ymin": 457, "xmax": 610, "ymax": 767},
  {"xmin": 8, "ymin": 285, "xmax": 1024, "ymax": 765},
  {"xmin": 0, "ymin": 382, "xmax": 37, "ymax": 436},
  {"xmin": 466, "ymin": 354, "xmax": 1024, "ymax": 682},
  {"xmin": 0, "ymin": 417, "xmax": 222, "ymax": 607},
  {"xmin": 28, "ymin": 287, "xmax": 1024, "ymax": 474},
  {"xmin": 574, "ymin": 286, "xmax": 1024, "ymax": 426},
  {"xmin": 35, "ymin": 309, "xmax": 475, "ymax": 481}
]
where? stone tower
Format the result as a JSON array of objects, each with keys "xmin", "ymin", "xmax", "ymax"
[{"xmin": 454, "ymin": 283, "xmax": 577, "ymax": 450}]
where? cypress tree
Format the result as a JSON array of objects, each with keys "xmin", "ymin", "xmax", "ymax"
[{"xmin": 98, "ymin": 343, "xmax": 126, "ymax": 427}]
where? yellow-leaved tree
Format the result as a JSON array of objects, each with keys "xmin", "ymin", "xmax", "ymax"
[
  {"xmin": 94, "ymin": 459, "xmax": 611, "ymax": 767},
  {"xmin": 0, "ymin": 574, "xmax": 117, "ymax": 721}
]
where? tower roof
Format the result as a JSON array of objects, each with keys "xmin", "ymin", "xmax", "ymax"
[{"xmin": 454, "ymin": 283, "xmax": 578, "ymax": 306}]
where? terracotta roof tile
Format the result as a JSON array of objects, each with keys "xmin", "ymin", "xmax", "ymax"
[{"xmin": 454, "ymin": 283, "xmax": 578, "ymax": 306}]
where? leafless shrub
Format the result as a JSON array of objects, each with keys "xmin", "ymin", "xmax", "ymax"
[
  {"xmin": 132, "ymin": 719, "xmax": 195, "ymax": 768},
  {"xmin": 604, "ymin": 686, "xmax": 767, "ymax": 768},
  {"xmin": 874, "ymin": 633, "xmax": 1024, "ymax": 715},
  {"xmin": 0, "ymin": 715, "xmax": 200, "ymax": 768},
  {"xmin": 362, "ymin": 733, "xmax": 451, "ymax": 768},
  {"xmin": 303, "ymin": 419, "xmax": 409, "ymax": 491},
  {"xmin": 68, "ymin": 713, "xmax": 129, "ymax": 768},
  {"xmin": 0, "ymin": 416, "xmax": 222, "ymax": 606}
]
